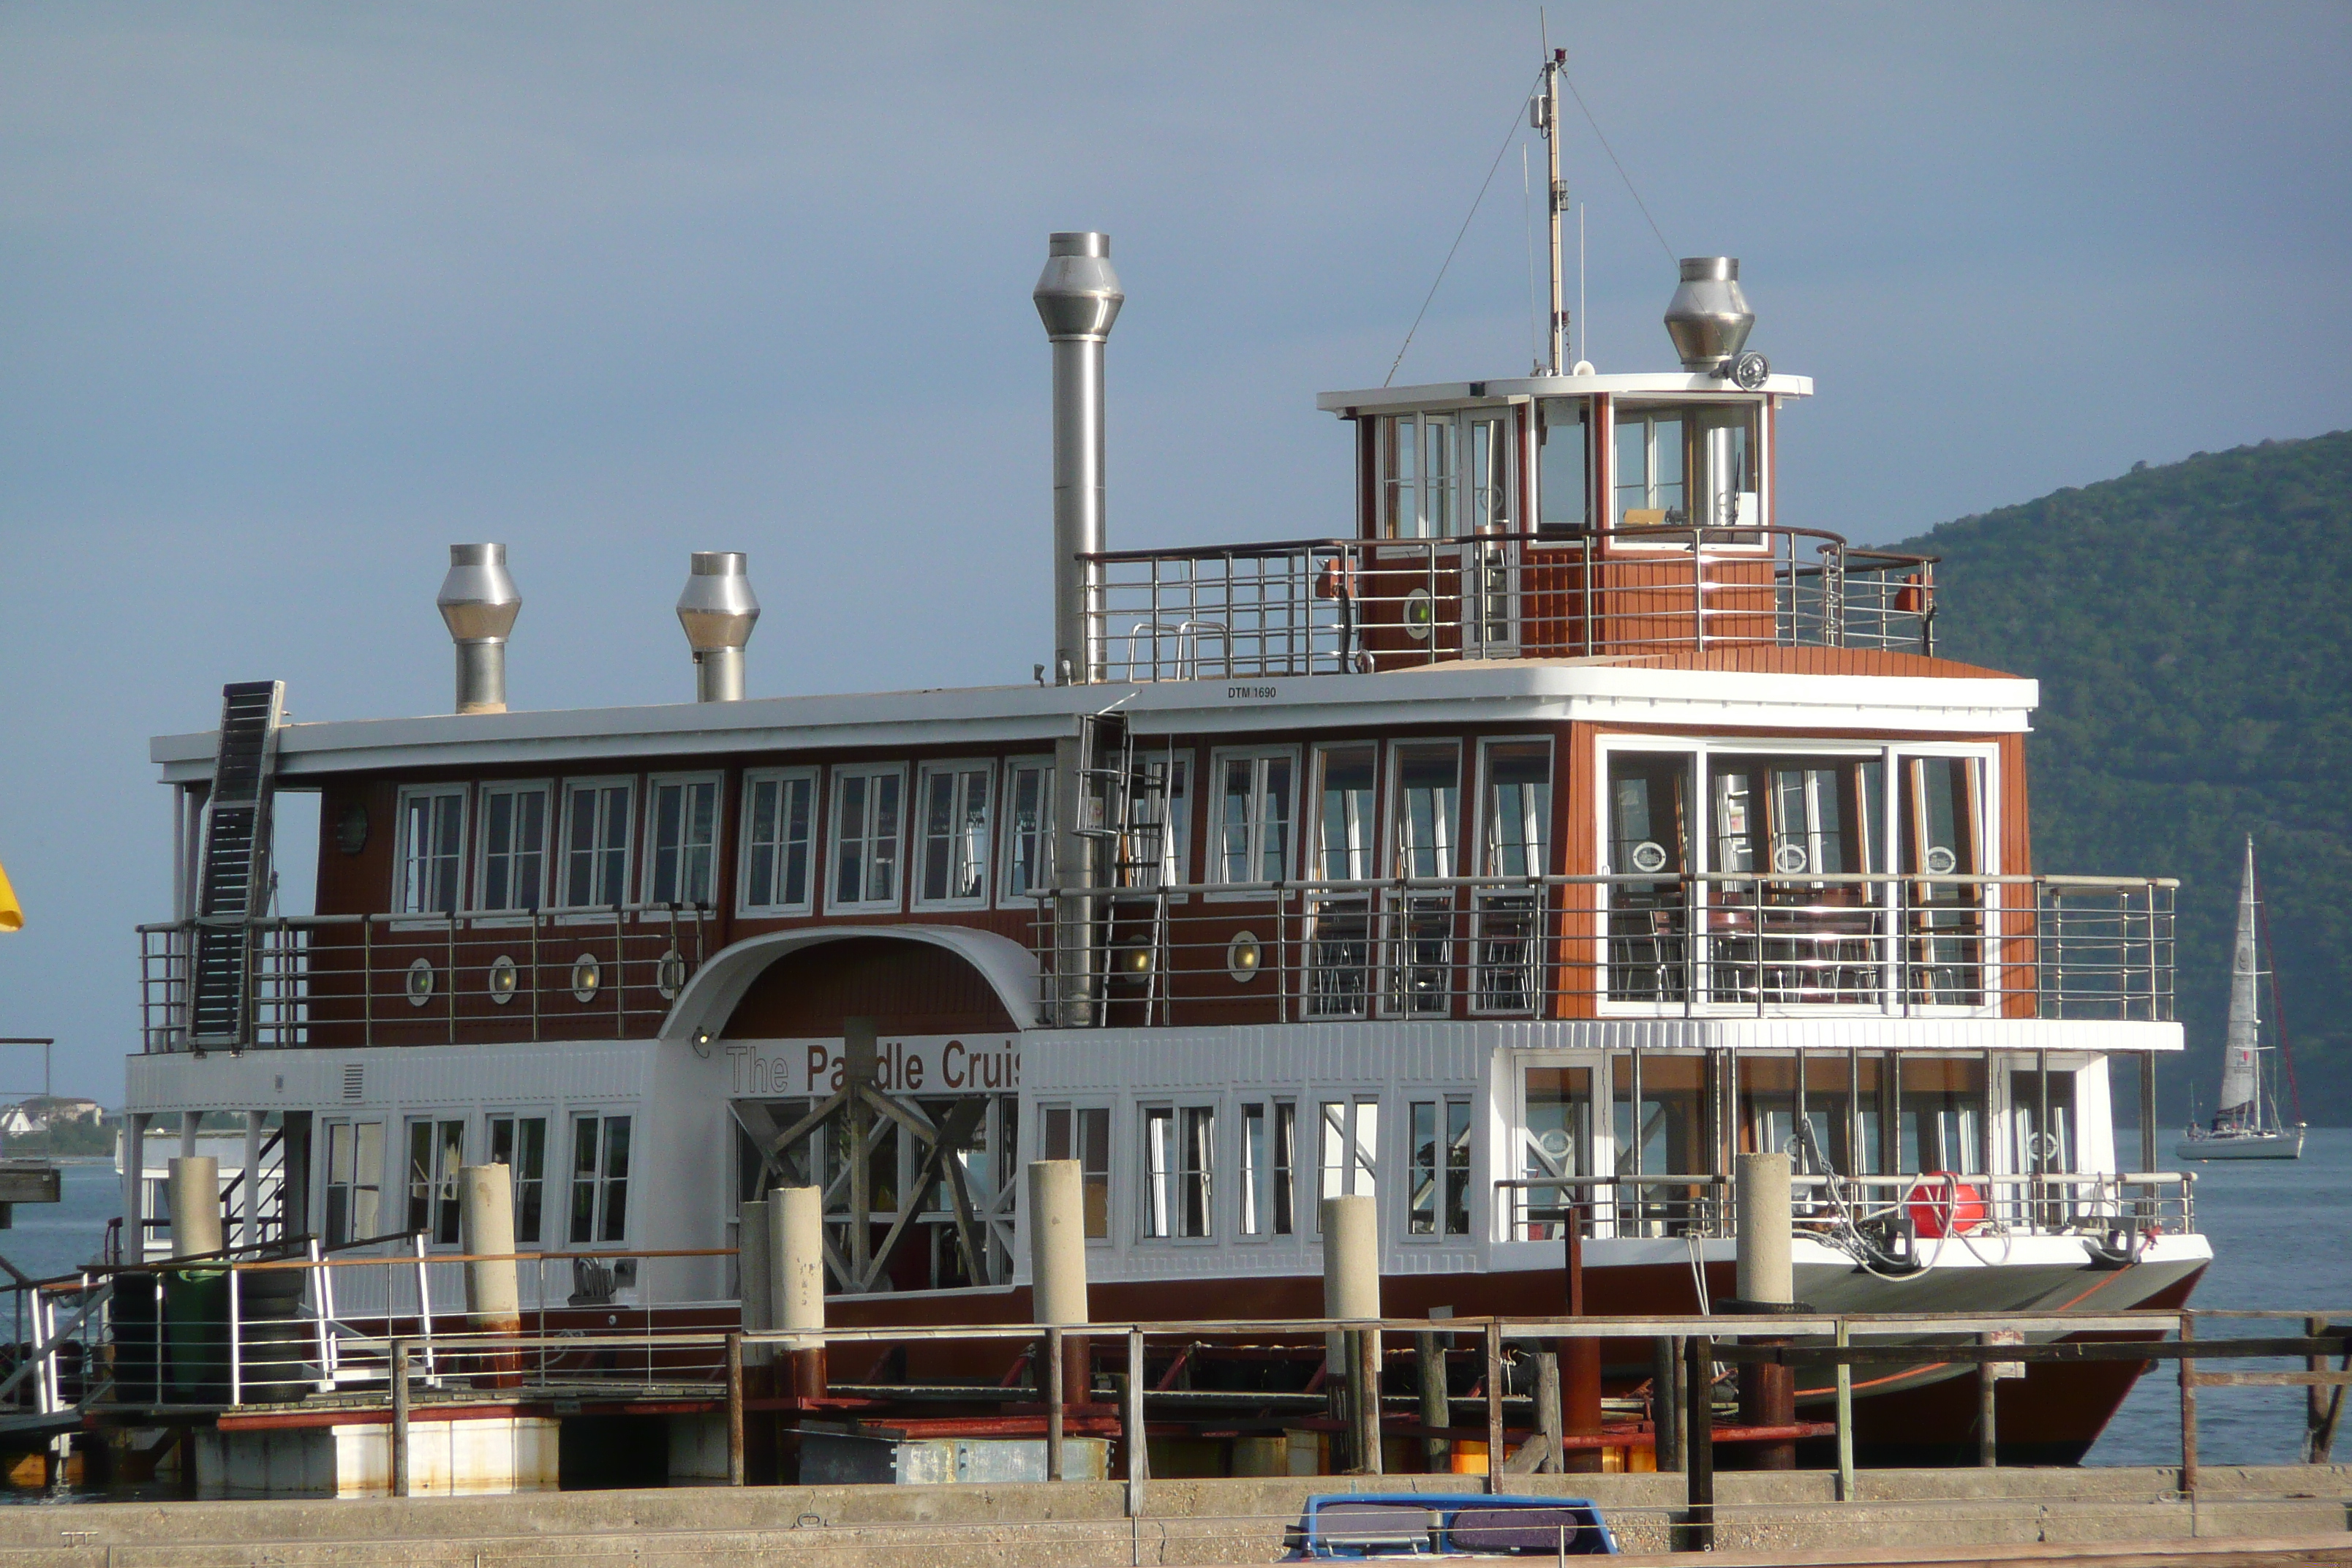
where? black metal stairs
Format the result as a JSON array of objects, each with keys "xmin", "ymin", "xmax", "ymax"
[{"xmin": 189, "ymin": 680, "xmax": 285, "ymax": 1049}]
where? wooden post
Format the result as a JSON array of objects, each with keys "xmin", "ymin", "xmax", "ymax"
[
  {"xmin": 1534, "ymin": 1351, "xmax": 1563, "ymax": 1475},
  {"xmin": 1417, "ymin": 1328, "xmax": 1450, "ymax": 1471},
  {"xmin": 1684, "ymin": 1334, "xmax": 1714, "ymax": 1552},
  {"xmin": 1561, "ymin": 1215, "xmax": 1602, "ymax": 1474},
  {"xmin": 1832, "ymin": 1321, "xmax": 1855, "ymax": 1501},
  {"xmin": 1355, "ymin": 1323, "xmax": 1384, "ymax": 1476},
  {"xmin": 1978, "ymin": 1330, "xmax": 1999, "ymax": 1469},
  {"xmin": 2313, "ymin": 1317, "xmax": 2348, "ymax": 1464},
  {"xmin": 390, "ymin": 1338, "xmax": 410, "ymax": 1499},
  {"xmin": 1653, "ymin": 1335, "xmax": 1682, "ymax": 1474},
  {"xmin": 1484, "ymin": 1319, "xmax": 1505, "ymax": 1496},
  {"xmin": 725, "ymin": 1333, "xmax": 745, "ymax": 1487},
  {"xmin": 2307, "ymin": 1316, "xmax": 2327, "ymax": 1465},
  {"xmin": 1123, "ymin": 1327, "xmax": 1147, "ymax": 1517},
  {"xmin": 1046, "ymin": 1327, "xmax": 1066, "ymax": 1482},
  {"xmin": 2179, "ymin": 1314, "xmax": 2198, "ymax": 1497}
]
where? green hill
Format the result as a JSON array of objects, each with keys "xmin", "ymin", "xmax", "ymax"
[{"xmin": 1888, "ymin": 430, "xmax": 2352, "ymax": 1127}]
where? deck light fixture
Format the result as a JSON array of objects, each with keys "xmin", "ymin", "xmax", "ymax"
[
  {"xmin": 1227, "ymin": 931, "xmax": 1262, "ymax": 984},
  {"xmin": 570, "ymin": 954, "xmax": 602, "ymax": 1003},
  {"xmin": 488, "ymin": 954, "xmax": 519, "ymax": 1004},
  {"xmin": 405, "ymin": 958, "xmax": 435, "ymax": 1008}
]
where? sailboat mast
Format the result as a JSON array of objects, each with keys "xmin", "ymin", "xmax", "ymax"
[{"xmin": 2217, "ymin": 834, "xmax": 2264, "ymax": 1126}]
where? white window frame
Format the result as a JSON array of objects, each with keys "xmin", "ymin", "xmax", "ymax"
[
  {"xmin": 1605, "ymin": 396, "xmax": 1771, "ymax": 554},
  {"xmin": 643, "ymin": 772, "xmax": 724, "ymax": 909},
  {"xmin": 1139, "ymin": 1101, "xmax": 1217, "ymax": 1243},
  {"xmin": 402, "ymin": 1114, "xmax": 468, "ymax": 1251},
  {"xmin": 826, "ymin": 764, "xmax": 908, "ymax": 914},
  {"xmin": 1210, "ymin": 746, "xmax": 1300, "ymax": 897},
  {"xmin": 486, "ymin": 1109, "xmax": 551, "ymax": 1247},
  {"xmin": 555, "ymin": 777, "xmax": 636, "ymax": 914},
  {"xmin": 318, "ymin": 1117, "xmax": 384, "ymax": 1252},
  {"xmin": 473, "ymin": 780, "xmax": 552, "ymax": 920},
  {"xmin": 1405, "ymin": 1093, "xmax": 1477, "ymax": 1242},
  {"xmin": 1036, "ymin": 1101, "xmax": 1115, "ymax": 1244},
  {"xmin": 1315, "ymin": 1094, "xmax": 1382, "ymax": 1229},
  {"xmin": 913, "ymin": 759, "xmax": 995, "ymax": 910},
  {"xmin": 1473, "ymin": 735, "xmax": 1553, "ymax": 881},
  {"xmin": 393, "ymin": 785, "xmax": 470, "ymax": 920},
  {"xmin": 565, "ymin": 1109, "xmax": 634, "ymax": 1248},
  {"xmin": 1588, "ymin": 735, "xmax": 2002, "ymax": 1017},
  {"xmin": 1236, "ymin": 1097, "xmax": 1299, "ymax": 1241},
  {"xmin": 997, "ymin": 756, "xmax": 1058, "ymax": 909},
  {"xmin": 738, "ymin": 766, "xmax": 819, "ymax": 917},
  {"xmin": 1123, "ymin": 748, "xmax": 1194, "ymax": 894}
]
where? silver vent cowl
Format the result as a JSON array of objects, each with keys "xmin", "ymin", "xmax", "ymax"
[
  {"xmin": 676, "ymin": 551, "xmax": 760, "ymax": 703},
  {"xmin": 1664, "ymin": 256, "xmax": 1754, "ymax": 374},
  {"xmin": 437, "ymin": 543, "xmax": 521, "ymax": 715}
]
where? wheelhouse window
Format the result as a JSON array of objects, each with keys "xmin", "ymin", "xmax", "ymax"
[
  {"xmin": 488, "ymin": 1112, "xmax": 548, "ymax": 1245},
  {"xmin": 1613, "ymin": 401, "xmax": 1760, "ymax": 534},
  {"xmin": 1001, "ymin": 759, "xmax": 1055, "ymax": 902},
  {"xmin": 829, "ymin": 766, "xmax": 905, "ymax": 912},
  {"xmin": 1040, "ymin": 1104, "xmax": 1110, "ymax": 1239},
  {"xmin": 477, "ymin": 784, "xmax": 549, "ymax": 913},
  {"xmin": 1140, "ymin": 1105, "xmax": 1215, "ymax": 1240},
  {"xmin": 321, "ymin": 1119, "xmax": 382, "ymax": 1251},
  {"xmin": 559, "ymin": 780, "xmax": 634, "ymax": 908},
  {"xmin": 1408, "ymin": 1096, "xmax": 1473, "ymax": 1238},
  {"xmin": 404, "ymin": 1117, "xmax": 465, "ymax": 1247},
  {"xmin": 396, "ymin": 786, "xmax": 467, "ymax": 916},
  {"xmin": 1379, "ymin": 412, "xmax": 1456, "ymax": 538},
  {"xmin": 568, "ymin": 1112, "xmax": 632, "ymax": 1245},
  {"xmin": 1240, "ymin": 1099, "xmax": 1297, "ymax": 1237},
  {"xmin": 915, "ymin": 762, "xmax": 992, "ymax": 907},
  {"xmin": 1536, "ymin": 398, "xmax": 1590, "ymax": 532},
  {"xmin": 1215, "ymin": 750, "xmax": 1296, "ymax": 887},
  {"xmin": 741, "ymin": 769, "xmax": 816, "ymax": 914},
  {"xmin": 646, "ymin": 775, "xmax": 720, "ymax": 906},
  {"xmin": 1466, "ymin": 412, "xmax": 1512, "ymax": 532}
]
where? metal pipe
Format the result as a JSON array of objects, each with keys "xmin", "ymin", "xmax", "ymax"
[
  {"xmin": 676, "ymin": 551, "xmax": 759, "ymax": 702},
  {"xmin": 1033, "ymin": 232, "xmax": 1123, "ymax": 685},
  {"xmin": 437, "ymin": 543, "xmax": 521, "ymax": 715}
]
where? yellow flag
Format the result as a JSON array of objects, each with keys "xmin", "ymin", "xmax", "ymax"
[{"xmin": 0, "ymin": 859, "xmax": 20, "ymax": 932}]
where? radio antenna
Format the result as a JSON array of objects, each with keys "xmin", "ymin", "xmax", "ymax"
[{"xmin": 1533, "ymin": 46, "xmax": 1569, "ymax": 375}]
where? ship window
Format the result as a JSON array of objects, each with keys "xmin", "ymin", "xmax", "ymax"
[
  {"xmin": 1606, "ymin": 753, "xmax": 1692, "ymax": 1002},
  {"xmin": 1899, "ymin": 755, "xmax": 1985, "ymax": 1006},
  {"xmin": 568, "ymin": 1112, "xmax": 632, "ymax": 1245},
  {"xmin": 1709, "ymin": 756, "xmax": 1873, "ymax": 893},
  {"xmin": 1610, "ymin": 1054, "xmax": 1707, "ymax": 1180},
  {"xmin": 1000, "ymin": 759, "xmax": 1056, "ymax": 903},
  {"xmin": 1120, "ymin": 753, "xmax": 1191, "ymax": 889},
  {"xmin": 1615, "ymin": 409, "xmax": 1684, "ymax": 525},
  {"xmin": 1407, "ymin": 1096, "xmax": 1473, "ymax": 1238},
  {"xmin": 1140, "ymin": 1104, "xmax": 1214, "ymax": 1240},
  {"xmin": 321, "ymin": 1118, "xmax": 382, "ymax": 1251},
  {"xmin": 1537, "ymin": 398, "xmax": 1590, "ymax": 532},
  {"xmin": 1896, "ymin": 1057, "xmax": 1983, "ymax": 1175},
  {"xmin": 1480, "ymin": 741, "xmax": 1550, "ymax": 878},
  {"xmin": 741, "ymin": 769, "xmax": 817, "ymax": 915},
  {"xmin": 1317, "ymin": 1096, "xmax": 1380, "ymax": 1219},
  {"xmin": 559, "ymin": 780, "xmax": 634, "ymax": 909},
  {"xmin": 1468, "ymin": 413, "xmax": 1512, "ymax": 532},
  {"xmin": 646, "ymin": 775, "xmax": 720, "ymax": 907},
  {"xmin": 1214, "ymin": 749, "xmax": 1297, "ymax": 887},
  {"xmin": 2008, "ymin": 1069, "xmax": 2076, "ymax": 1177},
  {"xmin": 404, "ymin": 1116, "xmax": 465, "ymax": 1248},
  {"xmin": 1314, "ymin": 745, "xmax": 1377, "ymax": 881},
  {"xmin": 488, "ymin": 1112, "xmax": 548, "ymax": 1245},
  {"xmin": 828, "ymin": 765, "xmax": 905, "ymax": 912},
  {"xmin": 1041, "ymin": 1103, "xmax": 1110, "ymax": 1240},
  {"xmin": 915, "ymin": 761, "xmax": 992, "ymax": 907},
  {"xmin": 477, "ymin": 784, "xmax": 549, "ymax": 913},
  {"xmin": 1392, "ymin": 744, "xmax": 1460, "ymax": 878},
  {"xmin": 1518, "ymin": 1066, "xmax": 1590, "ymax": 1240},
  {"xmin": 395, "ymin": 786, "xmax": 467, "ymax": 916},
  {"xmin": 1240, "ymin": 1099, "xmax": 1297, "ymax": 1237},
  {"xmin": 1613, "ymin": 402, "xmax": 1760, "ymax": 534},
  {"xmin": 1379, "ymin": 412, "xmax": 1460, "ymax": 539}
]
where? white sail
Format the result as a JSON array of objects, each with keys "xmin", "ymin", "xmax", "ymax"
[{"xmin": 2216, "ymin": 835, "xmax": 2263, "ymax": 1120}]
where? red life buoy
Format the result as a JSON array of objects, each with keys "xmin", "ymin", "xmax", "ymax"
[{"xmin": 1904, "ymin": 1172, "xmax": 1986, "ymax": 1237}]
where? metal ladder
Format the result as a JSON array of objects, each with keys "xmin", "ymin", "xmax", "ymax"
[
  {"xmin": 189, "ymin": 680, "xmax": 286, "ymax": 1049},
  {"xmin": 1079, "ymin": 717, "xmax": 1177, "ymax": 1022}
]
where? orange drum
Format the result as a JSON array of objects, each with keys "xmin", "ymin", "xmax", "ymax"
[{"xmin": 1904, "ymin": 1172, "xmax": 1987, "ymax": 1237}]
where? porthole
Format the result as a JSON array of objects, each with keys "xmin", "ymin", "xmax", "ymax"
[
  {"xmin": 570, "ymin": 954, "xmax": 603, "ymax": 1003},
  {"xmin": 488, "ymin": 954, "xmax": 519, "ymax": 1006},
  {"xmin": 1403, "ymin": 588, "xmax": 1436, "ymax": 642},
  {"xmin": 1226, "ymin": 930, "xmax": 1263, "ymax": 985},
  {"xmin": 404, "ymin": 957, "xmax": 435, "ymax": 1008},
  {"xmin": 655, "ymin": 948, "xmax": 687, "ymax": 1001}
]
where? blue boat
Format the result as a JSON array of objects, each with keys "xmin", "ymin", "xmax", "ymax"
[{"xmin": 1296, "ymin": 1493, "xmax": 1618, "ymax": 1558}]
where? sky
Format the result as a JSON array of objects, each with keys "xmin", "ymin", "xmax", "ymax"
[{"xmin": 3, "ymin": 4, "xmax": 2349, "ymax": 1101}]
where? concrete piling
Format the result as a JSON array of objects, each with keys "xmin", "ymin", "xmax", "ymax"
[
  {"xmin": 165, "ymin": 1157, "xmax": 222, "ymax": 1259},
  {"xmin": 1322, "ymin": 1194, "xmax": 1380, "ymax": 1474},
  {"xmin": 1028, "ymin": 1160, "xmax": 1091, "ymax": 1406},
  {"xmin": 1734, "ymin": 1150, "xmax": 1798, "ymax": 1469},
  {"xmin": 770, "ymin": 1186, "xmax": 826, "ymax": 1401},
  {"xmin": 459, "ymin": 1163, "xmax": 521, "ymax": 1388}
]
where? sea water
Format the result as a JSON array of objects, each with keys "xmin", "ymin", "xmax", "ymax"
[{"xmin": 7, "ymin": 1139, "xmax": 2347, "ymax": 1473}]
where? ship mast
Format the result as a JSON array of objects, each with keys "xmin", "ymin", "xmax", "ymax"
[{"xmin": 1535, "ymin": 48, "xmax": 1569, "ymax": 376}]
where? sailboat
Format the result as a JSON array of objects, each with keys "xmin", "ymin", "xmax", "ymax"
[{"xmin": 2178, "ymin": 836, "xmax": 2307, "ymax": 1161}]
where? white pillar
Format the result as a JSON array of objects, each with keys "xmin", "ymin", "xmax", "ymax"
[
  {"xmin": 768, "ymin": 1186, "xmax": 824, "ymax": 1346},
  {"xmin": 241, "ymin": 1112, "xmax": 265, "ymax": 1250},
  {"xmin": 1735, "ymin": 1151, "xmax": 1793, "ymax": 1305},
  {"xmin": 1027, "ymin": 1160, "xmax": 1090, "ymax": 1326},
  {"xmin": 179, "ymin": 1109, "xmax": 200, "ymax": 1160},
  {"xmin": 167, "ymin": 1156, "xmax": 222, "ymax": 1260},
  {"xmin": 738, "ymin": 1198, "xmax": 771, "ymax": 1365},
  {"xmin": 459, "ymin": 1164, "xmax": 521, "ymax": 1332},
  {"xmin": 121, "ymin": 1115, "xmax": 150, "ymax": 1263}
]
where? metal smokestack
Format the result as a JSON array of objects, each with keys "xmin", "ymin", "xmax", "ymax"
[
  {"xmin": 1033, "ymin": 231, "xmax": 1123, "ymax": 685},
  {"xmin": 1664, "ymin": 257, "xmax": 1754, "ymax": 374},
  {"xmin": 437, "ymin": 543, "xmax": 521, "ymax": 715},
  {"xmin": 676, "ymin": 551, "xmax": 760, "ymax": 702}
]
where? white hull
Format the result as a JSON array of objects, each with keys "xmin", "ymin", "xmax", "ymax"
[{"xmin": 2176, "ymin": 1126, "xmax": 2304, "ymax": 1161}]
